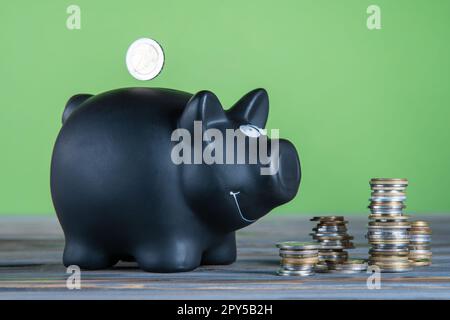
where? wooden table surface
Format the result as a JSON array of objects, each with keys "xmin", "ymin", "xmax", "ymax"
[{"xmin": 0, "ymin": 215, "xmax": 449, "ymax": 300}]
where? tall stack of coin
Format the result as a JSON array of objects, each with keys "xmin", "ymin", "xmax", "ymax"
[
  {"xmin": 409, "ymin": 220, "xmax": 432, "ymax": 266},
  {"xmin": 367, "ymin": 178, "xmax": 412, "ymax": 272},
  {"xmin": 275, "ymin": 241, "xmax": 320, "ymax": 276},
  {"xmin": 310, "ymin": 216, "xmax": 355, "ymax": 271}
]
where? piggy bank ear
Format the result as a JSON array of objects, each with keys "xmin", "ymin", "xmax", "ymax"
[
  {"xmin": 179, "ymin": 90, "xmax": 227, "ymax": 132},
  {"xmin": 227, "ymin": 88, "xmax": 269, "ymax": 128},
  {"xmin": 62, "ymin": 94, "xmax": 93, "ymax": 124}
]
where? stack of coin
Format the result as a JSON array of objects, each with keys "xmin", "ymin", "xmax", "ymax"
[
  {"xmin": 310, "ymin": 216, "xmax": 355, "ymax": 271},
  {"xmin": 367, "ymin": 178, "xmax": 412, "ymax": 272},
  {"xmin": 275, "ymin": 241, "xmax": 320, "ymax": 276},
  {"xmin": 409, "ymin": 220, "xmax": 432, "ymax": 266}
]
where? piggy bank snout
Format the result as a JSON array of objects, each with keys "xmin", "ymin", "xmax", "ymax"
[{"xmin": 268, "ymin": 139, "xmax": 301, "ymax": 203}]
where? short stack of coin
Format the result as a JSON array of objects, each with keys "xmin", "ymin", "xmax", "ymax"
[
  {"xmin": 310, "ymin": 216, "xmax": 355, "ymax": 271},
  {"xmin": 409, "ymin": 220, "xmax": 432, "ymax": 266},
  {"xmin": 367, "ymin": 178, "xmax": 412, "ymax": 272},
  {"xmin": 275, "ymin": 241, "xmax": 320, "ymax": 276}
]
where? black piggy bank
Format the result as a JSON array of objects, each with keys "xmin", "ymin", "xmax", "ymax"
[{"xmin": 51, "ymin": 88, "xmax": 301, "ymax": 272}]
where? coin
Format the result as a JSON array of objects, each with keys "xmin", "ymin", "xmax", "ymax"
[
  {"xmin": 369, "ymin": 214, "xmax": 409, "ymax": 221},
  {"xmin": 277, "ymin": 269, "xmax": 314, "ymax": 276},
  {"xmin": 370, "ymin": 209, "xmax": 404, "ymax": 214},
  {"xmin": 411, "ymin": 220, "xmax": 429, "ymax": 227},
  {"xmin": 370, "ymin": 250, "xmax": 408, "ymax": 256},
  {"xmin": 126, "ymin": 38, "xmax": 165, "ymax": 80},
  {"xmin": 368, "ymin": 221, "xmax": 410, "ymax": 227},
  {"xmin": 409, "ymin": 235, "xmax": 431, "ymax": 241},
  {"xmin": 310, "ymin": 216, "xmax": 345, "ymax": 221},
  {"xmin": 279, "ymin": 249, "xmax": 319, "ymax": 256},
  {"xmin": 281, "ymin": 257, "xmax": 320, "ymax": 265},
  {"xmin": 369, "ymin": 202, "xmax": 406, "ymax": 209},
  {"xmin": 409, "ymin": 229, "xmax": 432, "ymax": 234},
  {"xmin": 332, "ymin": 259, "xmax": 368, "ymax": 272},
  {"xmin": 313, "ymin": 225, "xmax": 348, "ymax": 230},
  {"xmin": 371, "ymin": 186, "xmax": 407, "ymax": 192},
  {"xmin": 370, "ymin": 178, "xmax": 408, "ymax": 185},
  {"xmin": 281, "ymin": 264, "xmax": 315, "ymax": 271},
  {"xmin": 279, "ymin": 254, "xmax": 319, "ymax": 259},
  {"xmin": 276, "ymin": 241, "xmax": 321, "ymax": 250}
]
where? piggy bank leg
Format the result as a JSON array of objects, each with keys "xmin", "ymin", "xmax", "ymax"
[
  {"xmin": 201, "ymin": 232, "xmax": 236, "ymax": 265},
  {"xmin": 63, "ymin": 240, "xmax": 118, "ymax": 270},
  {"xmin": 133, "ymin": 240, "xmax": 202, "ymax": 273}
]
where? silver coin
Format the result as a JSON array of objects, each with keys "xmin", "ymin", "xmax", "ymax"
[
  {"xmin": 410, "ymin": 234, "xmax": 431, "ymax": 239},
  {"xmin": 368, "ymin": 225, "xmax": 410, "ymax": 230},
  {"xmin": 337, "ymin": 266, "xmax": 367, "ymax": 271},
  {"xmin": 320, "ymin": 245, "xmax": 346, "ymax": 250},
  {"xmin": 276, "ymin": 241, "xmax": 321, "ymax": 250},
  {"xmin": 371, "ymin": 190, "xmax": 406, "ymax": 195},
  {"xmin": 367, "ymin": 232, "xmax": 409, "ymax": 235},
  {"xmin": 371, "ymin": 245, "xmax": 409, "ymax": 249},
  {"xmin": 408, "ymin": 250, "xmax": 432, "ymax": 255},
  {"xmin": 371, "ymin": 244, "xmax": 409, "ymax": 249},
  {"xmin": 277, "ymin": 269, "xmax": 314, "ymax": 276},
  {"xmin": 281, "ymin": 264, "xmax": 315, "ymax": 271},
  {"xmin": 369, "ymin": 218, "xmax": 409, "ymax": 223},
  {"xmin": 319, "ymin": 239, "xmax": 347, "ymax": 243},
  {"xmin": 126, "ymin": 38, "xmax": 165, "ymax": 80},
  {"xmin": 312, "ymin": 225, "xmax": 347, "ymax": 231},
  {"xmin": 367, "ymin": 236, "xmax": 410, "ymax": 241},
  {"xmin": 369, "ymin": 247, "xmax": 408, "ymax": 252},
  {"xmin": 368, "ymin": 229, "xmax": 409, "ymax": 234},
  {"xmin": 279, "ymin": 249, "xmax": 319, "ymax": 256},
  {"xmin": 369, "ymin": 206, "xmax": 405, "ymax": 210},
  {"xmin": 369, "ymin": 205, "xmax": 405, "ymax": 210},
  {"xmin": 410, "ymin": 235, "xmax": 431, "ymax": 240},
  {"xmin": 368, "ymin": 231, "xmax": 410, "ymax": 236},
  {"xmin": 313, "ymin": 227, "xmax": 348, "ymax": 232},
  {"xmin": 329, "ymin": 269, "xmax": 365, "ymax": 274},
  {"xmin": 370, "ymin": 196, "xmax": 407, "ymax": 201},
  {"xmin": 333, "ymin": 265, "xmax": 367, "ymax": 271},
  {"xmin": 368, "ymin": 230, "xmax": 409, "ymax": 235},
  {"xmin": 370, "ymin": 248, "xmax": 409, "ymax": 252},
  {"xmin": 312, "ymin": 232, "xmax": 349, "ymax": 236},
  {"xmin": 370, "ymin": 183, "xmax": 408, "ymax": 187},
  {"xmin": 370, "ymin": 210, "xmax": 404, "ymax": 215}
]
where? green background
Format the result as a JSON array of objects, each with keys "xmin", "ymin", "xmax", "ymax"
[{"xmin": 1, "ymin": 0, "xmax": 450, "ymax": 215}]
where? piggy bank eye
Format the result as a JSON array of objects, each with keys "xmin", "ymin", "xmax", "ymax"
[{"xmin": 239, "ymin": 124, "xmax": 265, "ymax": 138}]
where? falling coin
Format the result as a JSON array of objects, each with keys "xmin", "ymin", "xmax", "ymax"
[{"xmin": 126, "ymin": 38, "xmax": 165, "ymax": 80}]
